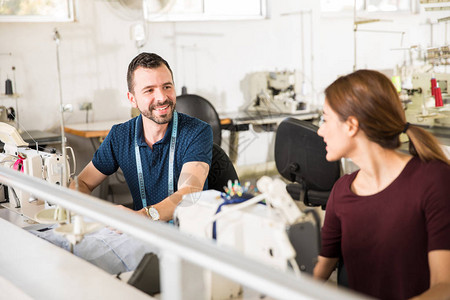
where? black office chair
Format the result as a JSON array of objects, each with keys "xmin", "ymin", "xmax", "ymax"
[
  {"xmin": 275, "ymin": 118, "xmax": 340, "ymax": 209},
  {"xmin": 176, "ymin": 94, "xmax": 222, "ymax": 146},
  {"xmin": 275, "ymin": 118, "xmax": 345, "ymax": 279},
  {"xmin": 208, "ymin": 143, "xmax": 239, "ymax": 193},
  {"xmin": 176, "ymin": 94, "xmax": 238, "ymax": 192}
]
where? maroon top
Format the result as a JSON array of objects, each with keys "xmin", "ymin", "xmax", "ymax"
[{"xmin": 320, "ymin": 156, "xmax": 450, "ymax": 300}]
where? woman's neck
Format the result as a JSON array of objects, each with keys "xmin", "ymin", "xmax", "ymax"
[{"xmin": 349, "ymin": 140, "xmax": 412, "ymax": 196}]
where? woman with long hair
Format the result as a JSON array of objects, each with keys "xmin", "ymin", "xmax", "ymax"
[{"xmin": 313, "ymin": 69, "xmax": 450, "ymax": 299}]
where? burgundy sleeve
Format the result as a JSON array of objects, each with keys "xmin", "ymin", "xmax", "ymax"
[
  {"xmin": 319, "ymin": 184, "xmax": 342, "ymax": 258},
  {"xmin": 423, "ymin": 163, "xmax": 450, "ymax": 252}
]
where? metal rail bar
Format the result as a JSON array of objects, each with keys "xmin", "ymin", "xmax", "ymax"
[{"xmin": 0, "ymin": 166, "xmax": 369, "ymax": 300}]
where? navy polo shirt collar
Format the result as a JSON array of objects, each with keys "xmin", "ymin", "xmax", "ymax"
[{"xmin": 135, "ymin": 114, "xmax": 175, "ymax": 147}]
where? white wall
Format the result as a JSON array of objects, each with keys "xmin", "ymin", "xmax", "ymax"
[{"xmin": 0, "ymin": 0, "xmax": 448, "ymax": 165}]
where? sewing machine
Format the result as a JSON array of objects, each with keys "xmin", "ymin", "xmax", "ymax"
[
  {"xmin": 174, "ymin": 177, "xmax": 319, "ymax": 300},
  {"xmin": 0, "ymin": 106, "xmax": 15, "ymax": 126},
  {"xmin": 0, "ymin": 122, "xmax": 72, "ymax": 213},
  {"xmin": 404, "ymin": 72, "xmax": 450, "ymax": 127},
  {"xmin": 246, "ymin": 70, "xmax": 309, "ymax": 114}
]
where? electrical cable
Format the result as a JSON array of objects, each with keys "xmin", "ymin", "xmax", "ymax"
[{"xmin": 10, "ymin": 187, "xmax": 20, "ymax": 208}]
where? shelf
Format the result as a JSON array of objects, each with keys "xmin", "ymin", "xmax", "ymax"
[
  {"xmin": 354, "ymin": 18, "xmax": 381, "ymax": 25},
  {"xmin": 0, "ymin": 94, "xmax": 20, "ymax": 99},
  {"xmin": 420, "ymin": 0, "xmax": 450, "ymax": 10},
  {"xmin": 420, "ymin": 0, "xmax": 450, "ymax": 3}
]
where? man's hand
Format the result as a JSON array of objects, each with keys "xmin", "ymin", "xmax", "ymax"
[
  {"xmin": 153, "ymin": 161, "xmax": 210, "ymax": 221},
  {"xmin": 116, "ymin": 204, "xmax": 148, "ymax": 218},
  {"xmin": 107, "ymin": 205, "xmax": 151, "ymax": 234}
]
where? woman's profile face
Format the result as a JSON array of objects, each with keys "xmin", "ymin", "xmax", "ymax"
[{"xmin": 317, "ymin": 100, "xmax": 353, "ymax": 161}]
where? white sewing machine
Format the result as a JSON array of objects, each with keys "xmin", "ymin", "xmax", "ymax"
[
  {"xmin": 0, "ymin": 122, "xmax": 72, "ymax": 213},
  {"xmin": 404, "ymin": 72, "xmax": 450, "ymax": 127},
  {"xmin": 247, "ymin": 71, "xmax": 309, "ymax": 114},
  {"xmin": 174, "ymin": 177, "xmax": 312, "ymax": 300}
]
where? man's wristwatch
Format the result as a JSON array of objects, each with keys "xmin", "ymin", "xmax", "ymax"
[{"xmin": 145, "ymin": 206, "xmax": 160, "ymax": 221}]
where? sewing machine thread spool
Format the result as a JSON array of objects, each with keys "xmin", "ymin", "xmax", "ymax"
[
  {"xmin": 431, "ymin": 78, "xmax": 437, "ymax": 96},
  {"xmin": 73, "ymin": 215, "xmax": 84, "ymax": 235},
  {"xmin": 434, "ymin": 87, "xmax": 443, "ymax": 107},
  {"xmin": 391, "ymin": 76, "xmax": 401, "ymax": 93},
  {"xmin": 5, "ymin": 79, "xmax": 13, "ymax": 95}
]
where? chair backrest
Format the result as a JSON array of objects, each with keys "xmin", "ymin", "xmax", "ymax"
[
  {"xmin": 176, "ymin": 94, "xmax": 222, "ymax": 146},
  {"xmin": 274, "ymin": 118, "xmax": 340, "ymax": 209},
  {"xmin": 208, "ymin": 143, "xmax": 239, "ymax": 192}
]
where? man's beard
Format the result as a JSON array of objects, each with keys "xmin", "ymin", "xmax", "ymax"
[{"xmin": 140, "ymin": 100, "xmax": 176, "ymax": 125}]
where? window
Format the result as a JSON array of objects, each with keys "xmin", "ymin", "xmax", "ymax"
[
  {"xmin": 366, "ymin": 0, "xmax": 413, "ymax": 12},
  {"xmin": 144, "ymin": 0, "xmax": 266, "ymax": 22},
  {"xmin": 0, "ymin": 0, "xmax": 75, "ymax": 22},
  {"xmin": 321, "ymin": 0, "xmax": 414, "ymax": 13}
]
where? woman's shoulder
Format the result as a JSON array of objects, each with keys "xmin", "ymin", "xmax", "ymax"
[
  {"xmin": 332, "ymin": 170, "xmax": 359, "ymax": 192},
  {"xmin": 399, "ymin": 157, "xmax": 450, "ymax": 193},
  {"xmin": 408, "ymin": 156, "xmax": 450, "ymax": 175}
]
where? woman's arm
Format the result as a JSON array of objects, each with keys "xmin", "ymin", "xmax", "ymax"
[
  {"xmin": 313, "ymin": 255, "xmax": 339, "ymax": 281},
  {"xmin": 410, "ymin": 250, "xmax": 450, "ymax": 300}
]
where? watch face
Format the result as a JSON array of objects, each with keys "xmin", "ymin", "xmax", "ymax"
[{"xmin": 149, "ymin": 207, "xmax": 160, "ymax": 221}]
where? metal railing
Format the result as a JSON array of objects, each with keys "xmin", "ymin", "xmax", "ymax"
[{"xmin": 0, "ymin": 166, "xmax": 369, "ymax": 300}]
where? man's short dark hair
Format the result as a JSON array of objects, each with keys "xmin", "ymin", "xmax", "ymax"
[{"xmin": 127, "ymin": 52, "xmax": 174, "ymax": 93}]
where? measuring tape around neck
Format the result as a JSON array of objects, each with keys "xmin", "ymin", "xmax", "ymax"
[{"xmin": 134, "ymin": 111, "xmax": 178, "ymax": 208}]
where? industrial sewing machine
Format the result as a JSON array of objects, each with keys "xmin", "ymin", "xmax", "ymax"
[
  {"xmin": 404, "ymin": 72, "xmax": 450, "ymax": 127},
  {"xmin": 174, "ymin": 176, "xmax": 320, "ymax": 300},
  {"xmin": 246, "ymin": 70, "xmax": 309, "ymax": 114},
  {"xmin": 0, "ymin": 122, "xmax": 73, "ymax": 214},
  {"xmin": 0, "ymin": 105, "xmax": 16, "ymax": 126}
]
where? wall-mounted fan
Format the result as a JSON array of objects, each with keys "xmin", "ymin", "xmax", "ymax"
[
  {"xmin": 143, "ymin": 0, "xmax": 175, "ymax": 20},
  {"xmin": 106, "ymin": 0, "xmax": 174, "ymax": 20},
  {"xmin": 106, "ymin": 0, "xmax": 144, "ymax": 20}
]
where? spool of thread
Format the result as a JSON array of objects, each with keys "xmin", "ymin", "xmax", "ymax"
[
  {"xmin": 5, "ymin": 79, "xmax": 13, "ymax": 95},
  {"xmin": 431, "ymin": 77, "xmax": 437, "ymax": 96},
  {"xmin": 434, "ymin": 87, "xmax": 443, "ymax": 107},
  {"xmin": 391, "ymin": 76, "xmax": 402, "ymax": 93}
]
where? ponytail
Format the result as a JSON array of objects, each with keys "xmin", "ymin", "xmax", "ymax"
[
  {"xmin": 405, "ymin": 125, "xmax": 449, "ymax": 165},
  {"xmin": 325, "ymin": 69, "xmax": 449, "ymax": 165}
]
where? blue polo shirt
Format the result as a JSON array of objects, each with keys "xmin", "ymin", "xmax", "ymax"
[{"xmin": 92, "ymin": 113, "xmax": 213, "ymax": 210}]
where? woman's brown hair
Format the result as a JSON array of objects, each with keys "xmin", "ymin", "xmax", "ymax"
[{"xmin": 325, "ymin": 69, "xmax": 449, "ymax": 164}]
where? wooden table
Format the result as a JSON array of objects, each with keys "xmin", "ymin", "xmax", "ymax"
[{"xmin": 64, "ymin": 120, "xmax": 128, "ymax": 138}]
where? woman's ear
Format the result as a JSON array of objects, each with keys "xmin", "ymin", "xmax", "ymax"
[{"xmin": 346, "ymin": 116, "xmax": 359, "ymax": 137}]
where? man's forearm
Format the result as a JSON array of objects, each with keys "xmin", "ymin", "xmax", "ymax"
[
  {"xmin": 152, "ymin": 186, "xmax": 202, "ymax": 221},
  {"xmin": 69, "ymin": 179, "xmax": 93, "ymax": 194}
]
